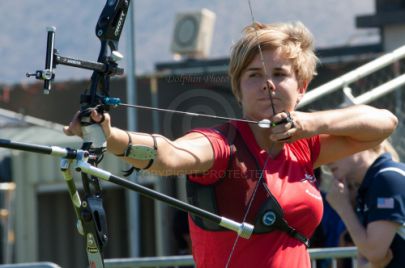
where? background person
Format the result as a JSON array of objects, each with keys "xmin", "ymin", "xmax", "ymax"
[{"xmin": 327, "ymin": 141, "xmax": 405, "ymax": 268}]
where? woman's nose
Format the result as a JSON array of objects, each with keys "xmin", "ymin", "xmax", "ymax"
[{"xmin": 263, "ymin": 79, "xmax": 275, "ymax": 91}]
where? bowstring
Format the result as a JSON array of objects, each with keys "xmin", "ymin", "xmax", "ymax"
[
  {"xmin": 248, "ymin": 0, "xmax": 276, "ymax": 115},
  {"xmin": 225, "ymin": 1, "xmax": 277, "ymax": 267}
]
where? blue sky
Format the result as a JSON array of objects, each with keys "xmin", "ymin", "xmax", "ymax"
[{"xmin": 0, "ymin": 0, "xmax": 376, "ymax": 85}]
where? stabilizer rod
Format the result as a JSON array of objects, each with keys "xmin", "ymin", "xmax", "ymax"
[
  {"xmin": 0, "ymin": 139, "xmax": 81, "ymax": 159},
  {"xmin": 77, "ymin": 161, "xmax": 254, "ymax": 239}
]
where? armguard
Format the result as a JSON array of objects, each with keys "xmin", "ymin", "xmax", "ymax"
[
  {"xmin": 116, "ymin": 132, "xmax": 157, "ymax": 161},
  {"xmin": 126, "ymin": 144, "xmax": 156, "ymax": 160}
]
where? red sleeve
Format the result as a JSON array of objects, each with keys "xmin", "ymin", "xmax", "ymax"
[
  {"xmin": 291, "ymin": 135, "xmax": 321, "ymax": 167},
  {"xmin": 187, "ymin": 128, "xmax": 230, "ymax": 185},
  {"xmin": 308, "ymin": 135, "xmax": 320, "ymax": 166}
]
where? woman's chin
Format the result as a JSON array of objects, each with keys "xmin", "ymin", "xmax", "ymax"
[{"xmin": 244, "ymin": 113, "xmax": 272, "ymax": 121}]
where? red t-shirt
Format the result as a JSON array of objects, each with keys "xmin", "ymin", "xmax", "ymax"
[{"xmin": 188, "ymin": 121, "xmax": 323, "ymax": 268}]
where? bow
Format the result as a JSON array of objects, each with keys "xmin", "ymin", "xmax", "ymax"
[
  {"xmin": 19, "ymin": 1, "xmax": 261, "ymax": 267},
  {"xmin": 26, "ymin": 1, "xmax": 131, "ymax": 267}
]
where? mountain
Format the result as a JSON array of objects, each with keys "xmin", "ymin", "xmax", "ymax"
[{"xmin": 0, "ymin": 0, "xmax": 376, "ymax": 85}]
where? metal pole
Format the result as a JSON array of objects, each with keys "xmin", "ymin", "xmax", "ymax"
[
  {"xmin": 298, "ymin": 44, "xmax": 405, "ymax": 108},
  {"xmin": 125, "ymin": 0, "xmax": 140, "ymax": 258},
  {"xmin": 150, "ymin": 75, "xmax": 170, "ymax": 256},
  {"xmin": 352, "ymin": 73, "xmax": 405, "ymax": 105}
]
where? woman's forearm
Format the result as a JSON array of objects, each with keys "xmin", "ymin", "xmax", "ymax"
[
  {"xmin": 308, "ymin": 105, "xmax": 397, "ymax": 142},
  {"xmin": 105, "ymin": 127, "xmax": 213, "ymax": 176}
]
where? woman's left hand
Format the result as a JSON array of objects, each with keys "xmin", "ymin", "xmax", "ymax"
[{"xmin": 63, "ymin": 111, "xmax": 83, "ymax": 137}]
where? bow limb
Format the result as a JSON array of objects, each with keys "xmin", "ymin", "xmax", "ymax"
[{"xmin": 74, "ymin": 2, "xmax": 132, "ymax": 267}]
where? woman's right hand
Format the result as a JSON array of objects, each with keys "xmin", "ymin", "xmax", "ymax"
[{"xmin": 326, "ymin": 177, "xmax": 352, "ymax": 215}]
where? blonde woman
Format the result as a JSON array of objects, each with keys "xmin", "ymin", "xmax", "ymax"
[
  {"xmin": 327, "ymin": 141, "xmax": 404, "ymax": 268},
  {"xmin": 65, "ymin": 22, "xmax": 397, "ymax": 268}
]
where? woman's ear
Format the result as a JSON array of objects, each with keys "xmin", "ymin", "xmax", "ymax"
[
  {"xmin": 296, "ymin": 81, "xmax": 308, "ymax": 105},
  {"xmin": 299, "ymin": 81, "xmax": 309, "ymax": 94}
]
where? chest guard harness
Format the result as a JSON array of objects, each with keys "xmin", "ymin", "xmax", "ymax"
[{"xmin": 187, "ymin": 123, "xmax": 310, "ymax": 247}]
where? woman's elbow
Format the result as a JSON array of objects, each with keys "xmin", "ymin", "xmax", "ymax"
[
  {"xmin": 375, "ymin": 109, "xmax": 398, "ymax": 139},
  {"xmin": 383, "ymin": 109, "xmax": 398, "ymax": 132}
]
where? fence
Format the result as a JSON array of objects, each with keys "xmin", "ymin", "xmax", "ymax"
[
  {"xmin": 104, "ymin": 247, "xmax": 358, "ymax": 268},
  {"xmin": 299, "ymin": 44, "xmax": 405, "ymax": 108},
  {"xmin": 0, "ymin": 263, "xmax": 61, "ymax": 268}
]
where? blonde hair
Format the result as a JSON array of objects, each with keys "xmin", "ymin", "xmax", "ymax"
[
  {"xmin": 228, "ymin": 21, "xmax": 318, "ymax": 101},
  {"xmin": 372, "ymin": 140, "xmax": 400, "ymax": 162}
]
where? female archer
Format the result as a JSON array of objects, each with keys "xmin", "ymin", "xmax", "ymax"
[{"xmin": 64, "ymin": 22, "xmax": 398, "ymax": 268}]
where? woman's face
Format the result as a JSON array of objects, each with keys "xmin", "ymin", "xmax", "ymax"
[
  {"xmin": 327, "ymin": 149, "xmax": 374, "ymax": 182},
  {"xmin": 239, "ymin": 49, "xmax": 305, "ymax": 121},
  {"xmin": 327, "ymin": 155, "xmax": 362, "ymax": 206}
]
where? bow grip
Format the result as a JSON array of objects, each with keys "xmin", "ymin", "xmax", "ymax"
[
  {"xmin": 82, "ymin": 124, "xmax": 107, "ymax": 150},
  {"xmin": 79, "ymin": 108, "xmax": 107, "ymax": 149}
]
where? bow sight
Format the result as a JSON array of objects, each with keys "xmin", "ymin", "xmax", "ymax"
[{"xmin": 26, "ymin": 0, "xmax": 128, "ymax": 95}]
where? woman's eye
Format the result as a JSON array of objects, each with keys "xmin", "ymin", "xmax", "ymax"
[
  {"xmin": 249, "ymin": 72, "xmax": 260, "ymax": 78},
  {"xmin": 274, "ymin": 72, "xmax": 287, "ymax": 77}
]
